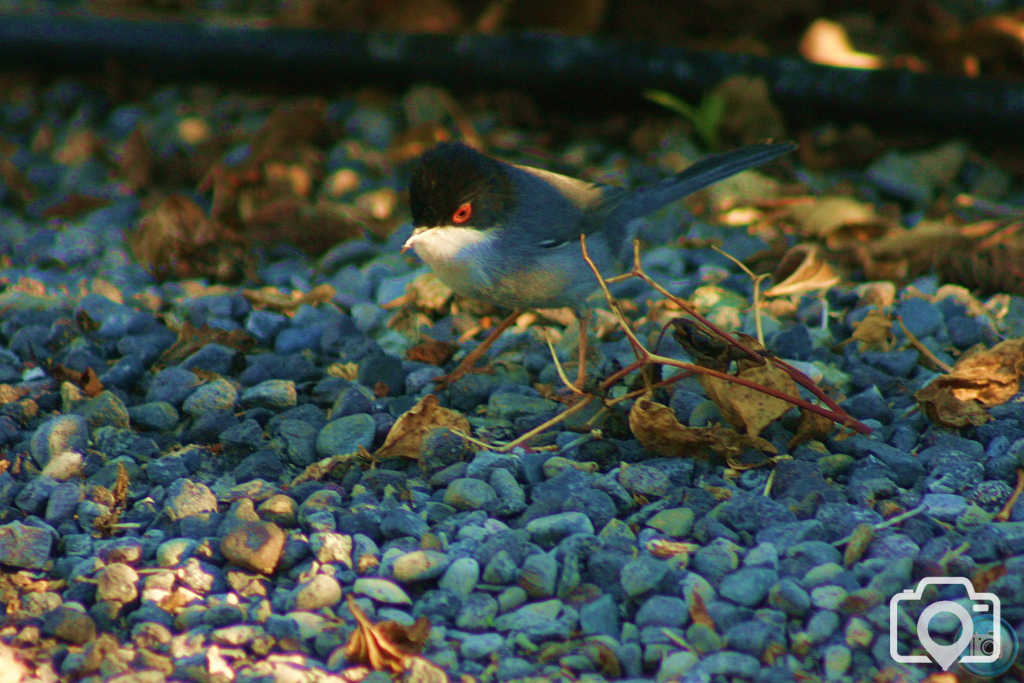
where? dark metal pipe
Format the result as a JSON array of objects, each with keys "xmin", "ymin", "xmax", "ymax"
[{"xmin": 1, "ymin": 14, "xmax": 1022, "ymax": 141}]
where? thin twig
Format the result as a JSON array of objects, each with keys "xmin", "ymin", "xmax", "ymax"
[
  {"xmin": 831, "ymin": 505, "xmax": 928, "ymax": 546},
  {"xmin": 995, "ymin": 468, "xmax": 1024, "ymax": 522},
  {"xmin": 896, "ymin": 315, "xmax": 954, "ymax": 374}
]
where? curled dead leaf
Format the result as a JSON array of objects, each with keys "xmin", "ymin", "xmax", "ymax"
[
  {"xmin": 344, "ymin": 594, "xmax": 431, "ymax": 674},
  {"xmin": 698, "ymin": 362, "xmax": 798, "ymax": 438},
  {"xmin": 764, "ymin": 245, "xmax": 841, "ymax": 298},
  {"xmin": 628, "ymin": 396, "xmax": 776, "ymax": 459},
  {"xmin": 375, "ymin": 394, "xmax": 470, "ymax": 460}
]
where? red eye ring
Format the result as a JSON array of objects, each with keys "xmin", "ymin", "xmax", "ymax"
[{"xmin": 452, "ymin": 202, "xmax": 472, "ymax": 224}]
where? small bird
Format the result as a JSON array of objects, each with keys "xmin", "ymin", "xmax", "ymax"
[{"xmin": 404, "ymin": 140, "xmax": 795, "ymax": 388}]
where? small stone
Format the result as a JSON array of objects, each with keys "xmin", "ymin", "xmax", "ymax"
[
  {"xmin": 693, "ymin": 651, "xmax": 761, "ymax": 678},
  {"xmin": 164, "ymin": 479, "xmax": 218, "ymax": 521},
  {"xmin": 129, "ymin": 402, "xmax": 180, "ymax": 431},
  {"xmin": 258, "ymin": 495, "xmax": 297, "ymax": 527},
  {"xmin": 438, "ymin": 557, "xmax": 479, "ymax": 598},
  {"xmin": 657, "ymin": 651, "xmax": 698, "ymax": 682},
  {"xmin": 96, "ymin": 563, "xmax": 140, "ymax": 604},
  {"xmin": 443, "ymin": 479, "xmax": 497, "ymax": 511},
  {"xmin": 392, "ymin": 550, "xmax": 449, "ymax": 583},
  {"xmin": 823, "ymin": 644, "xmax": 852, "ymax": 680},
  {"xmin": 579, "ymin": 593, "xmax": 619, "ymax": 637},
  {"xmin": 645, "ymin": 507, "xmax": 695, "ymax": 537},
  {"xmin": 719, "ymin": 568, "xmax": 777, "ymax": 607},
  {"xmin": 768, "ymin": 579, "xmax": 810, "ymax": 617},
  {"xmin": 76, "ymin": 390, "xmax": 130, "ymax": 430},
  {"xmin": 619, "ymin": 464, "xmax": 671, "ymax": 497},
  {"xmin": 317, "ymin": 413, "xmax": 375, "ymax": 456},
  {"xmin": 811, "ymin": 585, "xmax": 848, "ymax": 611},
  {"xmin": 181, "ymin": 379, "xmax": 238, "ymax": 417},
  {"xmin": 294, "ymin": 574, "xmax": 342, "ymax": 610},
  {"xmin": 518, "ymin": 553, "xmax": 558, "ymax": 599},
  {"xmin": 621, "ymin": 556, "xmax": 668, "ymax": 598},
  {"xmin": 845, "ymin": 616, "xmax": 874, "ymax": 648},
  {"xmin": 482, "ymin": 550, "xmax": 518, "ymax": 585},
  {"xmin": 309, "ymin": 532, "xmax": 353, "ymax": 567},
  {"xmin": 41, "ymin": 606, "xmax": 96, "ymax": 644},
  {"xmin": 220, "ymin": 521, "xmax": 285, "ymax": 574},
  {"xmin": 0, "ymin": 521, "xmax": 52, "ymax": 569},
  {"xmin": 525, "ymin": 512, "xmax": 594, "ymax": 547},
  {"xmin": 31, "ymin": 414, "xmax": 89, "ymax": 468},
  {"xmin": 636, "ymin": 595, "xmax": 688, "ymax": 629},
  {"xmin": 240, "ymin": 379, "xmax": 297, "ymax": 411},
  {"xmin": 353, "ymin": 578, "xmax": 412, "ymax": 605},
  {"xmin": 461, "ymin": 633, "xmax": 504, "ymax": 660}
]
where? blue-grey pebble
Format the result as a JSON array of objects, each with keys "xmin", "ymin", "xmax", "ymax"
[
  {"xmin": 239, "ymin": 379, "xmax": 297, "ymax": 412},
  {"xmin": 719, "ymin": 567, "xmax": 778, "ymax": 607},
  {"xmin": 316, "ymin": 413, "xmax": 375, "ymax": 456}
]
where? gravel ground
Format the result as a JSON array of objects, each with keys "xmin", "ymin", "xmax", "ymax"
[{"xmin": 1, "ymin": 78, "xmax": 1024, "ymax": 683}]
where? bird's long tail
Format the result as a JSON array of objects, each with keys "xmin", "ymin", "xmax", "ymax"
[{"xmin": 606, "ymin": 142, "xmax": 796, "ymax": 225}]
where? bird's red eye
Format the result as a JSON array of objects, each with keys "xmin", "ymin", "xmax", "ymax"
[{"xmin": 452, "ymin": 202, "xmax": 472, "ymax": 224}]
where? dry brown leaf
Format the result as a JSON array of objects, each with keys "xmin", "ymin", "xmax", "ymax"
[
  {"xmin": 840, "ymin": 308, "xmax": 895, "ymax": 353},
  {"xmin": 375, "ymin": 394, "xmax": 470, "ymax": 460},
  {"xmin": 328, "ymin": 363, "xmax": 359, "ymax": 380},
  {"xmin": 916, "ymin": 337, "xmax": 1024, "ymax": 427},
  {"xmin": 788, "ymin": 407, "xmax": 837, "ymax": 449},
  {"xmin": 241, "ymin": 284, "xmax": 337, "ymax": 313},
  {"xmin": 406, "ymin": 339, "xmax": 458, "ymax": 367},
  {"xmin": 647, "ymin": 539, "xmax": 700, "ymax": 562},
  {"xmin": 764, "ymin": 245, "xmax": 841, "ymax": 298},
  {"xmin": 844, "ymin": 523, "xmax": 874, "ymax": 567},
  {"xmin": 699, "ymin": 362, "xmax": 798, "ymax": 438},
  {"xmin": 41, "ymin": 194, "xmax": 113, "ymax": 220},
  {"xmin": 130, "ymin": 194, "xmax": 253, "ymax": 282},
  {"xmin": 972, "ymin": 563, "xmax": 1007, "ymax": 593},
  {"xmin": 344, "ymin": 594, "xmax": 431, "ymax": 674},
  {"xmin": 785, "ymin": 196, "xmax": 889, "ymax": 244},
  {"xmin": 688, "ymin": 589, "xmax": 716, "ymax": 630},
  {"xmin": 51, "ymin": 365, "xmax": 105, "ymax": 398},
  {"xmin": 0, "ymin": 385, "xmax": 30, "ymax": 405},
  {"xmin": 628, "ymin": 396, "xmax": 776, "ymax": 459},
  {"xmin": 118, "ymin": 124, "xmax": 154, "ymax": 190},
  {"xmin": 800, "ymin": 18, "xmax": 884, "ymax": 69},
  {"xmin": 289, "ymin": 451, "xmax": 361, "ymax": 487},
  {"xmin": 155, "ymin": 321, "xmax": 257, "ymax": 369},
  {"xmin": 915, "ymin": 379, "xmax": 992, "ymax": 428}
]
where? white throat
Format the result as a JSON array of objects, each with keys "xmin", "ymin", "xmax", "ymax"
[{"xmin": 403, "ymin": 226, "xmax": 488, "ymax": 267}]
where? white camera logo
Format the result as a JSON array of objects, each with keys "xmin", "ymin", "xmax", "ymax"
[{"xmin": 890, "ymin": 577, "xmax": 1001, "ymax": 671}]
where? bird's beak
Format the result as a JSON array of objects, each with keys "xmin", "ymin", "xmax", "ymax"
[{"xmin": 401, "ymin": 226, "xmax": 429, "ymax": 254}]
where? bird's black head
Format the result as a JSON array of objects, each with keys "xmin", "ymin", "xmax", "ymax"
[{"xmin": 409, "ymin": 142, "xmax": 515, "ymax": 230}]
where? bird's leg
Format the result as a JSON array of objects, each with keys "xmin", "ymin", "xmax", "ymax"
[
  {"xmin": 575, "ymin": 309, "xmax": 590, "ymax": 392},
  {"xmin": 434, "ymin": 308, "xmax": 522, "ymax": 389}
]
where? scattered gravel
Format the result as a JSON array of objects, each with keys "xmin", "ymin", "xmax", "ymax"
[{"xmin": 1, "ymin": 77, "xmax": 1023, "ymax": 683}]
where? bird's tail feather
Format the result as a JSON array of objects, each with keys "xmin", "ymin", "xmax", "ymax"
[{"xmin": 606, "ymin": 142, "xmax": 796, "ymax": 225}]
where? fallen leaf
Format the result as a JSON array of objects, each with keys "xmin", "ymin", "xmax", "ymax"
[
  {"xmin": 915, "ymin": 379, "xmax": 992, "ymax": 428},
  {"xmin": 764, "ymin": 245, "xmax": 841, "ymax": 298},
  {"xmin": 241, "ymin": 284, "xmax": 337, "ymax": 313},
  {"xmin": 915, "ymin": 337, "xmax": 1024, "ymax": 427},
  {"xmin": 41, "ymin": 194, "xmax": 113, "ymax": 220},
  {"xmin": 155, "ymin": 321, "xmax": 256, "ymax": 369},
  {"xmin": 840, "ymin": 308, "xmax": 895, "ymax": 352},
  {"xmin": 51, "ymin": 365, "xmax": 105, "ymax": 398},
  {"xmin": 844, "ymin": 523, "xmax": 874, "ymax": 567},
  {"xmin": 699, "ymin": 361, "xmax": 798, "ymax": 438},
  {"xmin": 688, "ymin": 589, "xmax": 716, "ymax": 630},
  {"xmin": 290, "ymin": 451, "xmax": 362, "ymax": 487},
  {"xmin": 800, "ymin": 19, "xmax": 884, "ymax": 69},
  {"xmin": 118, "ymin": 124, "xmax": 154, "ymax": 189},
  {"xmin": 972, "ymin": 562, "xmax": 1007, "ymax": 593},
  {"xmin": 406, "ymin": 339, "xmax": 458, "ymax": 367},
  {"xmin": 344, "ymin": 594, "xmax": 431, "ymax": 674},
  {"xmin": 789, "ymin": 408, "xmax": 837, "ymax": 449},
  {"xmin": 375, "ymin": 394, "xmax": 470, "ymax": 460},
  {"xmin": 628, "ymin": 395, "xmax": 777, "ymax": 459}
]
